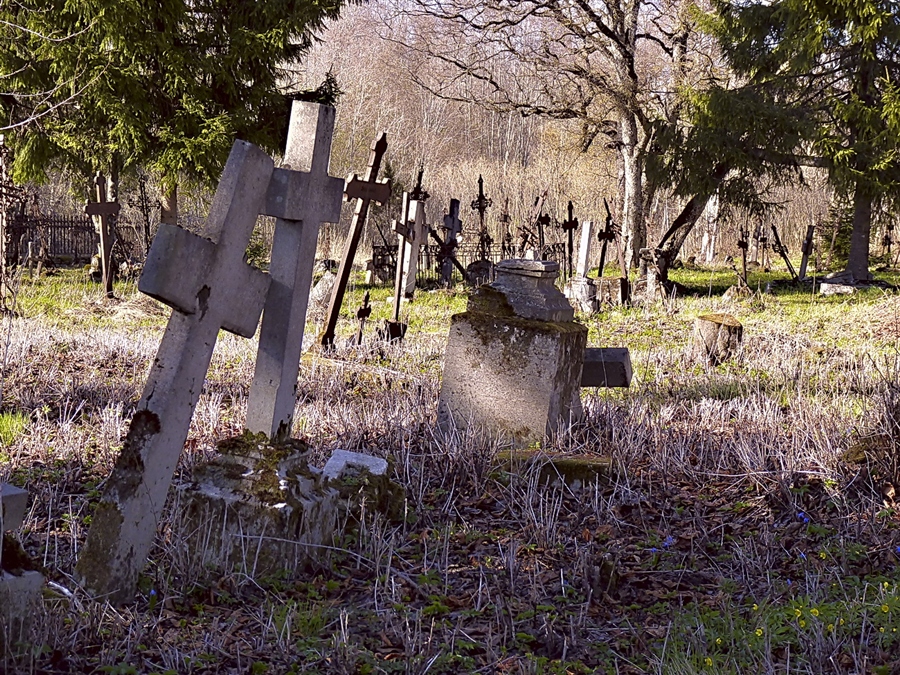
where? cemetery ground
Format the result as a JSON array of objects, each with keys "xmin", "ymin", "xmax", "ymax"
[{"xmin": 6, "ymin": 265, "xmax": 900, "ymax": 674}]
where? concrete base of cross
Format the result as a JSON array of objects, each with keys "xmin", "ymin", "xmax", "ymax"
[
  {"xmin": 170, "ymin": 435, "xmax": 403, "ymax": 580},
  {"xmin": 0, "ymin": 570, "xmax": 43, "ymax": 657}
]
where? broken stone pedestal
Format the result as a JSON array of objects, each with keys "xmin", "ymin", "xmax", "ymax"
[
  {"xmin": 1, "ymin": 483, "xmax": 43, "ymax": 658},
  {"xmin": 438, "ymin": 259, "xmax": 587, "ymax": 447},
  {"xmin": 172, "ymin": 435, "xmax": 402, "ymax": 578},
  {"xmin": 564, "ymin": 276, "xmax": 597, "ymax": 313}
]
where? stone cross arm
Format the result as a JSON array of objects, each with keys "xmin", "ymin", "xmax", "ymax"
[
  {"xmin": 85, "ymin": 201, "xmax": 121, "ymax": 217},
  {"xmin": 139, "ymin": 223, "xmax": 270, "ymax": 338},
  {"xmin": 581, "ymin": 347, "xmax": 632, "ymax": 388},
  {"xmin": 264, "ymin": 167, "xmax": 343, "ymax": 224},
  {"xmin": 1, "ymin": 482, "xmax": 28, "ymax": 531}
]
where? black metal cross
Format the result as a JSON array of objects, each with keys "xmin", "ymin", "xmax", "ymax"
[
  {"xmin": 560, "ymin": 200, "xmax": 579, "ymax": 278},
  {"xmin": 126, "ymin": 172, "xmax": 159, "ymax": 257},
  {"xmin": 470, "ymin": 174, "xmax": 493, "ymax": 261}
]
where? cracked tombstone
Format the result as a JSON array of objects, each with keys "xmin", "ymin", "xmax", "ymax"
[
  {"xmin": 437, "ymin": 260, "xmax": 587, "ymax": 447},
  {"xmin": 245, "ymin": 102, "xmax": 345, "ymax": 441},
  {"xmin": 74, "ymin": 140, "xmax": 274, "ymax": 604},
  {"xmin": 1, "ymin": 483, "xmax": 44, "ymax": 657}
]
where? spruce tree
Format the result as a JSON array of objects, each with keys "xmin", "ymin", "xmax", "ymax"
[{"xmin": 0, "ymin": 0, "xmax": 350, "ymax": 211}]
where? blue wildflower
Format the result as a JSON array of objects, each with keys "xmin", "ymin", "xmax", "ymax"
[{"xmin": 663, "ymin": 535, "xmax": 675, "ymax": 548}]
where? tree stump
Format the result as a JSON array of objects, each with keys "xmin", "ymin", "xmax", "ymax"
[{"xmin": 692, "ymin": 313, "xmax": 742, "ymax": 365}]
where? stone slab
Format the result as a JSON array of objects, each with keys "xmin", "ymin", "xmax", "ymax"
[
  {"xmin": 581, "ymin": 348, "xmax": 632, "ymax": 388},
  {"xmin": 819, "ymin": 281, "xmax": 857, "ymax": 296},
  {"xmin": 595, "ymin": 277, "xmax": 629, "ymax": 306},
  {"xmin": 0, "ymin": 484, "xmax": 27, "ymax": 532},
  {"xmin": 0, "ymin": 570, "xmax": 43, "ymax": 657},
  {"xmin": 479, "ymin": 259, "xmax": 574, "ymax": 322},
  {"xmin": 322, "ymin": 450, "xmax": 388, "ymax": 481},
  {"xmin": 495, "ymin": 450, "xmax": 615, "ymax": 490}
]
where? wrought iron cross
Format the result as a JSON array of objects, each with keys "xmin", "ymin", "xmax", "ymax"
[
  {"xmin": 470, "ymin": 175, "xmax": 492, "ymax": 261},
  {"xmin": 560, "ymin": 201, "xmax": 579, "ymax": 278}
]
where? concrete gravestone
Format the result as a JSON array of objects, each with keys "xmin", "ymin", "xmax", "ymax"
[
  {"xmin": 438, "ymin": 260, "xmax": 587, "ymax": 446},
  {"xmin": 75, "ymin": 140, "xmax": 274, "ymax": 602},
  {"xmin": 1, "ymin": 483, "xmax": 43, "ymax": 656}
]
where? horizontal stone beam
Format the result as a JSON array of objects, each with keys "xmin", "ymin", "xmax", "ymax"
[
  {"xmin": 1, "ymin": 483, "xmax": 28, "ymax": 531},
  {"xmin": 581, "ymin": 348, "xmax": 632, "ymax": 388}
]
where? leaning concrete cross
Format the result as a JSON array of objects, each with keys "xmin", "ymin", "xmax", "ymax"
[
  {"xmin": 320, "ymin": 133, "xmax": 391, "ymax": 349},
  {"xmin": 401, "ymin": 198, "xmax": 427, "ymax": 297},
  {"xmin": 246, "ymin": 102, "xmax": 345, "ymax": 440},
  {"xmin": 75, "ymin": 141, "xmax": 274, "ymax": 603},
  {"xmin": 84, "ymin": 172, "xmax": 119, "ymax": 298}
]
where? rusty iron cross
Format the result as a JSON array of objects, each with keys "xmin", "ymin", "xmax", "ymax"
[
  {"xmin": 85, "ymin": 172, "xmax": 120, "ymax": 298},
  {"xmin": 470, "ymin": 175, "xmax": 493, "ymax": 260},
  {"xmin": 321, "ymin": 133, "xmax": 391, "ymax": 349},
  {"xmin": 560, "ymin": 201, "xmax": 579, "ymax": 278}
]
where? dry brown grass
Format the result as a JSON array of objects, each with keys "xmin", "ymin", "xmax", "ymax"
[{"xmin": 3, "ymin": 270, "xmax": 900, "ymax": 673}]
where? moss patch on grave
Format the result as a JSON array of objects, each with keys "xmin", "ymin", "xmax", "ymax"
[
  {"xmin": 330, "ymin": 465, "xmax": 406, "ymax": 524},
  {"xmin": 495, "ymin": 450, "xmax": 616, "ymax": 489},
  {"xmin": 209, "ymin": 431, "xmax": 313, "ymax": 506}
]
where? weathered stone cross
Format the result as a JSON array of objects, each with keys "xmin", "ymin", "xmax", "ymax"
[
  {"xmin": 399, "ymin": 171, "xmax": 429, "ymax": 298},
  {"xmin": 84, "ymin": 172, "xmax": 119, "ymax": 298},
  {"xmin": 246, "ymin": 102, "xmax": 345, "ymax": 440},
  {"xmin": 75, "ymin": 140, "xmax": 275, "ymax": 603}
]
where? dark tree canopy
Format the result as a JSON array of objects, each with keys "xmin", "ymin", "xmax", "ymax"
[{"xmin": 0, "ymin": 0, "xmax": 351, "ymax": 192}]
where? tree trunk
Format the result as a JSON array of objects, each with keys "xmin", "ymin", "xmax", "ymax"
[
  {"xmin": 654, "ymin": 163, "xmax": 730, "ymax": 283},
  {"xmin": 620, "ymin": 114, "xmax": 644, "ymax": 269},
  {"xmin": 845, "ymin": 180, "xmax": 873, "ymax": 280},
  {"xmin": 160, "ymin": 183, "xmax": 178, "ymax": 226}
]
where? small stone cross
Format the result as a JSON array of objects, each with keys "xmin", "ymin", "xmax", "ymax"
[
  {"xmin": 76, "ymin": 141, "xmax": 275, "ymax": 603},
  {"xmin": 246, "ymin": 102, "xmax": 345, "ymax": 440},
  {"xmin": 84, "ymin": 172, "xmax": 120, "ymax": 298}
]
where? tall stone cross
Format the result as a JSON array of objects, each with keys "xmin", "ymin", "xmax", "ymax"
[
  {"xmin": 390, "ymin": 192, "xmax": 414, "ymax": 328},
  {"xmin": 246, "ymin": 102, "xmax": 345, "ymax": 440},
  {"xmin": 320, "ymin": 133, "xmax": 391, "ymax": 349},
  {"xmin": 84, "ymin": 172, "xmax": 119, "ymax": 298},
  {"xmin": 400, "ymin": 168, "xmax": 429, "ymax": 298},
  {"xmin": 75, "ymin": 141, "xmax": 275, "ymax": 603}
]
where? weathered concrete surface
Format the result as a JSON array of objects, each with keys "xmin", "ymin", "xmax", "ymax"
[
  {"xmin": 489, "ymin": 260, "xmax": 574, "ymax": 322},
  {"xmin": 564, "ymin": 277, "xmax": 597, "ymax": 314},
  {"xmin": 438, "ymin": 259, "xmax": 587, "ymax": 447},
  {"xmin": 173, "ymin": 439, "xmax": 403, "ymax": 578},
  {"xmin": 247, "ymin": 101, "xmax": 345, "ymax": 441},
  {"xmin": 1, "ymin": 483, "xmax": 28, "ymax": 531},
  {"xmin": 495, "ymin": 450, "xmax": 615, "ymax": 490},
  {"xmin": 75, "ymin": 140, "xmax": 275, "ymax": 604},
  {"xmin": 0, "ymin": 570, "xmax": 43, "ymax": 657}
]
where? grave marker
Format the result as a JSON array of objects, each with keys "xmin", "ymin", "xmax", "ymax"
[
  {"xmin": 246, "ymin": 102, "xmax": 345, "ymax": 440},
  {"xmin": 355, "ymin": 291, "xmax": 372, "ymax": 345},
  {"xmin": 1, "ymin": 483, "xmax": 43, "ymax": 657},
  {"xmin": 399, "ymin": 169, "xmax": 429, "ymax": 298},
  {"xmin": 437, "ymin": 198, "xmax": 463, "ymax": 285},
  {"xmin": 320, "ymin": 134, "xmax": 390, "ymax": 349},
  {"xmin": 75, "ymin": 140, "xmax": 275, "ymax": 603},
  {"xmin": 386, "ymin": 191, "xmax": 414, "ymax": 341},
  {"xmin": 470, "ymin": 175, "xmax": 493, "ymax": 261},
  {"xmin": 84, "ymin": 172, "xmax": 119, "ymax": 298},
  {"xmin": 561, "ymin": 200, "xmax": 579, "ymax": 278},
  {"xmin": 799, "ymin": 224, "xmax": 815, "ymax": 280}
]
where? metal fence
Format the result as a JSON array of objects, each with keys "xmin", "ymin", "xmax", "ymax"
[
  {"xmin": 6, "ymin": 213, "xmax": 148, "ymax": 266},
  {"xmin": 371, "ymin": 241, "xmax": 569, "ymax": 287}
]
